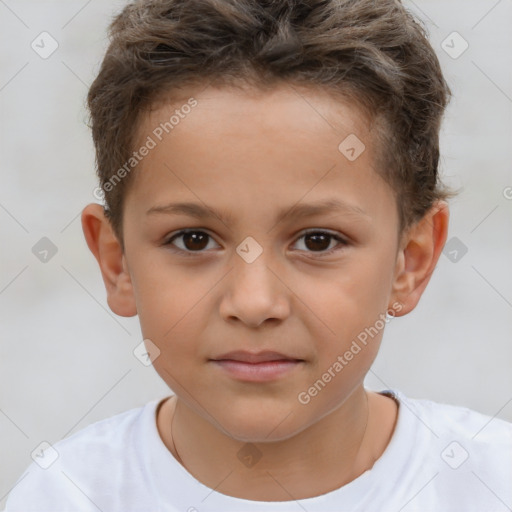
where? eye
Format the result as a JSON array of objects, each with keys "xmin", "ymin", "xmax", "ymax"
[
  {"xmin": 163, "ymin": 229, "xmax": 348, "ymax": 256},
  {"xmin": 164, "ymin": 230, "xmax": 220, "ymax": 254},
  {"xmin": 292, "ymin": 230, "xmax": 347, "ymax": 256}
]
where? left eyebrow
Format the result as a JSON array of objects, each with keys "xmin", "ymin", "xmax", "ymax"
[{"xmin": 145, "ymin": 198, "xmax": 371, "ymax": 225}]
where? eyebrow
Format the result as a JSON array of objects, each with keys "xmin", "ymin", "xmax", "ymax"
[{"xmin": 146, "ymin": 198, "xmax": 370, "ymax": 226}]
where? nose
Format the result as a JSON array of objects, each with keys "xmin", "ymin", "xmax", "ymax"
[{"xmin": 219, "ymin": 249, "xmax": 290, "ymax": 328}]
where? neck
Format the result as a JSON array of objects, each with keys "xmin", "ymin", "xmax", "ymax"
[{"xmin": 157, "ymin": 386, "xmax": 397, "ymax": 501}]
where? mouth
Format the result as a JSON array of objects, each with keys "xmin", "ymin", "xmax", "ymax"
[{"xmin": 209, "ymin": 350, "xmax": 305, "ymax": 382}]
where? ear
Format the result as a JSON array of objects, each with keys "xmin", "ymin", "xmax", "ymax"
[
  {"xmin": 81, "ymin": 203, "xmax": 137, "ymax": 317},
  {"xmin": 389, "ymin": 201, "xmax": 449, "ymax": 316}
]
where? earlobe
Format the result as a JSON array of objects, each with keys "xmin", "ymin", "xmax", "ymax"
[
  {"xmin": 81, "ymin": 203, "xmax": 137, "ymax": 317},
  {"xmin": 390, "ymin": 201, "xmax": 449, "ymax": 316}
]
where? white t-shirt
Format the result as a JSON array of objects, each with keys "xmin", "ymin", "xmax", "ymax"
[{"xmin": 4, "ymin": 389, "xmax": 512, "ymax": 512}]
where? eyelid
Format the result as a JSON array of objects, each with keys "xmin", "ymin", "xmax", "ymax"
[
  {"xmin": 165, "ymin": 227, "xmax": 215, "ymax": 240},
  {"xmin": 296, "ymin": 228, "xmax": 347, "ymax": 241}
]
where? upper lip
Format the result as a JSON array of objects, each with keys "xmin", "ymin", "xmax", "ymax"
[{"xmin": 211, "ymin": 350, "xmax": 303, "ymax": 363}]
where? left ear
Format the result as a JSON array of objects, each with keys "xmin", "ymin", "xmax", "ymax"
[{"xmin": 390, "ymin": 201, "xmax": 449, "ymax": 316}]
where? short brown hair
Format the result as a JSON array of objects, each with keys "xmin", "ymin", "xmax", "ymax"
[{"xmin": 87, "ymin": 0, "xmax": 452, "ymax": 246}]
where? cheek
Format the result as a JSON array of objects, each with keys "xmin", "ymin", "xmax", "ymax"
[
  {"xmin": 306, "ymin": 255, "xmax": 394, "ymax": 337},
  {"xmin": 299, "ymin": 250, "xmax": 396, "ymax": 374},
  {"xmin": 144, "ymin": 306, "xmax": 210, "ymax": 395},
  {"xmin": 130, "ymin": 260, "xmax": 211, "ymax": 355},
  {"xmin": 131, "ymin": 251, "xmax": 201, "ymax": 314}
]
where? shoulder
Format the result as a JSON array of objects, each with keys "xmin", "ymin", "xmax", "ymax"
[
  {"xmin": 39, "ymin": 400, "xmax": 153, "ymax": 469},
  {"xmin": 388, "ymin": 389, "xmax": 512, "ymax": 507},
  {"xmin": 58, "ymin": 400, "xmax": 153, "ymax": 455},
  {"xmin": 397, "ymin": 390, "xmax": 512, "ymax": 447},
  {"xmin": 4, "ymin": 400, "xmax": 160, "ymax": 511}
]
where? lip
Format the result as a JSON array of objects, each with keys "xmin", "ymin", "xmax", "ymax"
[
  {"xmin": 211, "ymin": 350, "xmax": 302, "ymax": 364},
  {"xmin": 210, "ymin": 351, "xmax": 304, "ymax": 382}
]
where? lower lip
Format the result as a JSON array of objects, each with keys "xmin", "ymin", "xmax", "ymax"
[{"xmin": 211, "ymin": 359, "xmax": 302, "ymax": 382}]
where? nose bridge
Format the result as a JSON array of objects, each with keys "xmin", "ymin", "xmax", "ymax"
[
  {"xmin": 219, "ymin": 236, "xmax": 290, "ymax": 326},
  {"xmin": 231, "ymin": 235, "xmax": 279, "ymax": 295}
]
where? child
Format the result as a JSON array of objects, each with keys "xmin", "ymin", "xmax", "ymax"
[{"xmin": 5, "ymin": 0, "xmax": 511, "ymax": 510}]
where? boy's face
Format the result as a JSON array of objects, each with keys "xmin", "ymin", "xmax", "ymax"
[
  {"xmin": 119, "ymin": 84, "xmax": 401, "ymax": 440},
  {"xmin": 88, "ymin": 83, "xmax": 444, "ymax": 442}
]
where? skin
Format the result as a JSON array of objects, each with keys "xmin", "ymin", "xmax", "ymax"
[{"xmin": 81, "ymin": 83, "xmax": 448, "ymax": 501}]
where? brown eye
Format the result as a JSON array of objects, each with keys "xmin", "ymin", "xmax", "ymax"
[
  {"xmin": 182, "ymin": 232, "xmax": 208, "ymax": 250},
  {"xmin": 293, "ymin": 230, "xmax": 347, "ymax": 255},
  {"xmin": 165, "ymin": 230, "xmax": 219, "ymax": 253},
  {"xmin": 304, "ymin": 233, "xmax": 331, "ymax": 251}
]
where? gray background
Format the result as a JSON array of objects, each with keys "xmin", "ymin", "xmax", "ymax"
[{"xmin": 1, "ymin": 0, "xmax": 511, "ymax": 506}]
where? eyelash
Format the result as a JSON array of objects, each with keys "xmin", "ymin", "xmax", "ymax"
[{"xmin": 163, "ymin": 229, "xmax": 348, "ymax": 257}]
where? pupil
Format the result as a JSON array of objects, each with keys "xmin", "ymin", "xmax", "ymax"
[
  {"xmin": 305, "ymin": 233, "xmax": 330, "ymax": 251},
  {"xmin": 184, "ymin": 232, "xmax": 208, "ymax": 250}
]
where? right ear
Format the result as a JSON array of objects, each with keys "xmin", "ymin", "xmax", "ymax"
[{"xmin": 81, "ymin": 203, "xmax": 137, "ymax": 317}]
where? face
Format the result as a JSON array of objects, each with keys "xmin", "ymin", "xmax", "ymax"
[{"xmin": 121, "ymin": 84, "xmax": 402, "ymax": 441}]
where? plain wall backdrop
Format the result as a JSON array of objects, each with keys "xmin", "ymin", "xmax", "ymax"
[{"xmin": 1, "ymin": 0, "xmax": 511, "ymax": 506}]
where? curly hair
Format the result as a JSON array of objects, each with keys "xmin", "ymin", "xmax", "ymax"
[{"xmin": 87, "ymin": 0, "xmax": 453, "ymax": 245}]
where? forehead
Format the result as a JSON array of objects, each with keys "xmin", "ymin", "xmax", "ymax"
[
  {"xmin": 141, "ymin": 82, "xmax": 376, "ymax": 153},
  {"xmin": 125, "ymin": 83, "xmax": 394, "ymax": 226}
]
